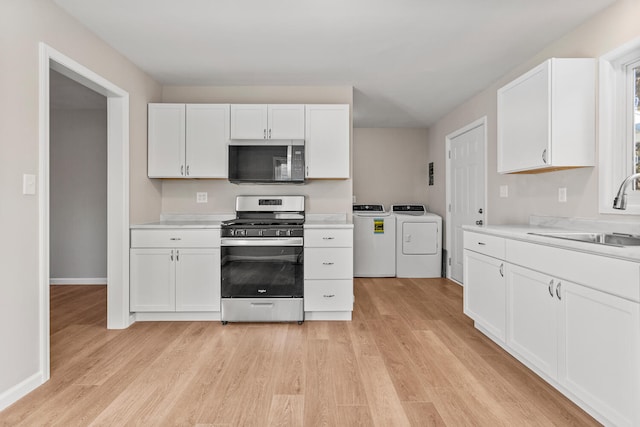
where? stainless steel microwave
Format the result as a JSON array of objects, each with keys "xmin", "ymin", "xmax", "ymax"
[{"xmin": 228, "ymin": 141, "xmax": 305, "ymax": 184}]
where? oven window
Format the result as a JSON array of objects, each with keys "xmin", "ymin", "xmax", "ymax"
[{"xmin": 221, "ymin": 246, "xmax": 303, "ymax": 297}]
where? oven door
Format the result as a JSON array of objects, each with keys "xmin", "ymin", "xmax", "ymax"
[{"xmin": 221, "ymin": 238, "xmax": 304, "ymax": 298}]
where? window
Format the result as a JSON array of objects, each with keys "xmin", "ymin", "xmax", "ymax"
[{"xmin": 598, "ymin": 38, "xmax": 640, "ymax": 214}]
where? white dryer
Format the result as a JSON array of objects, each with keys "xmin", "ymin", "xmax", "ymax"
[
  {"xmin": 392, "ymin": 204, "xmax": 442, "ymax": 278},
  {"xmin": 353, "ymin": 204, "xmax": 396, "ymax": 277}
]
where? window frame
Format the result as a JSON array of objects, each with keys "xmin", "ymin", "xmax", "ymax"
[{"xmin": 599, "ymin": 36, "xmax": 640, "ymax": 214}]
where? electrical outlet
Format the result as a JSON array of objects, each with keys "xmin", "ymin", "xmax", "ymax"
[
  {"xmin": 23, "ymin": 174, "xmax": 36, "ymax": 195},
  {"xmin": 196, "ymin": 192, "xmax": 208, "ymax": 203},
  {"xmin": 499, "ymin": 185, "xmax": 508, "ymax": 198},
  {"xmin": 558, "ymin": 187, "xmax": 567, "ymax": 203}
]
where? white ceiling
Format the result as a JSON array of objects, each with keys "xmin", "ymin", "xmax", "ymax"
[{"xmin": 53, "ymin": 0, "xmax": 616, "ymax": 127}]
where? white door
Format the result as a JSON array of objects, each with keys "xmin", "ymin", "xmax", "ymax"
[
  {"xmin": 268, "ymin": 104, "xmax": 305, "ymax": 139},
  {"xmin": 175, "ymin": 248, "xmax": 220, "ymax": 312},
  {"xmin": 402, "ymin": 222, "xmax": 437, "ymax": 255},
  {"xmin": 230, "ymin": 104, "xmax": 268, "ymax": 139},
  {"xmin": 186, "ymin": 104, "xmax": 230, "ymax": 178},
  {"xmin": 305, "ymin": 104, "xmax": 350, "ymax": 178},
  {"xmin": 559, "ymin": 281, "xmax": 640, "ymax": 426},
  {"xmin": 130, "ymin": 248, "xmax": 175, "ymax": 312},
  {"xmin": 148, "ymin": 103, "xmax": 186, "ymax": 177},
  {"xmin": 506, "ymin": 264, "xmax": 559, "ymax": 380},
  {"xmin": 447, "ymin": 119, "xmax": 486, "ymax": 283}
]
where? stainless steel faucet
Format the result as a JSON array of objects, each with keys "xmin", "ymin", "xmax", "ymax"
[{"xmin": 612, "ymin": 172, "xmax": 640, "ymax": 209}]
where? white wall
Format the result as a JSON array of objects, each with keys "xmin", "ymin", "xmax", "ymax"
[
  {"xmin": 353, "ymin": 128, "xmax": 429, "ymax": 208},
  {"xmin": 50, "ymin": 108, "xmax": 107, "ymax": 280},
  {"xmin": 426, "ymin": 0, "xmax": 640, "ymax": 232},
  {"xmin": 160, "ymin": 86, "xmax": 354, "ymax": 216},
  {"xmin": 0, "ymin": 0, "xmax": 162, "ymax": 408}
]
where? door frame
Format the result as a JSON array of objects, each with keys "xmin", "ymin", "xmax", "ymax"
[
  {"xmin": 38, "ymin": 43, "xmax": 131, "ymax": 382},
  {"xmin": 445, "ymin": 116, "xmax": 488, "ymax": 283}
]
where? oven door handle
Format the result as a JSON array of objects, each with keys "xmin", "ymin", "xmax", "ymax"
[{"xmin": 221, "ymin": 237, "xmax": 303, "ymax": 247}]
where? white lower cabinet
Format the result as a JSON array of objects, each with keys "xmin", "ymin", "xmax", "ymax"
[
  {"xmin": 559, "ymin": 281, "xmax": 640, "ymax": 427},
  {"xmin": 463, "ymin": 250, "xmax": 506, "ymax": 342},
  {"xmin": 304, "ymin": 227, "xmax": 354, "ymax": 319},
  {"xmin": 506, "ymin": 265, "xmax": 559, "ymax": 379},
  {"xmin": 463, "ymin": 231, "xmax": 507, "ymax": 342},
  {"xmin": 130, "ymin": 229, "xmax": 220, "ymax": 313}
]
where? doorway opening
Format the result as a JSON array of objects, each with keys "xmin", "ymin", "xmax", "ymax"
[
  {"xmin": 39, "ymin": 43, "xmax": 131, "ymax": 383},
  {"xmin": 445, "ymin": 117, "xmax": 487, "ymax": 284}
]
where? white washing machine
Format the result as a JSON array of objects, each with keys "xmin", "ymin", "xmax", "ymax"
[
  {"xmin": 392, "ymin": 204, "xmax": 442, "ymax": 278},
  {"xmin": 353, "ymin": 204, "xmax": 396, "ymax": 277}
]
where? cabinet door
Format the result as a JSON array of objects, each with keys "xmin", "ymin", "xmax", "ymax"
[
  {"xmin": 130, "ymin": 249, "xmax": 175, "ymax": 312},
  {"xmin": 185, "ymin": 104, "xmax": 229, "ymax": 178},
  {"xmin": 497, "ymin": 61, "xmax": 550, "ymax": 173},
  {"xmin": 175, "ymin": 248, "xmax": 220, "ymax": 312},
  {"xmin": 230, "ymin": 104, "xmax": 268, "ymax": 139},
  {"xmin": 463, "ymin": 250, "xmax": 506, "ymax": 342},
  {"xmin": 148, "ymin": 104, "xmax": 186, "ymax": 178},
  {"xmin": 506, "ymin": 264, "xmax": 558, "ymax": 379},
  {"xmin": 267, "ymin": 104, "xmax": 305, "ymax": 139},
  {"xmin": 559, "ymin": 281, "xmax": 640, "ymax": 427},
  {"xmin": 305, "ymin": 104, "xmax": 350, "ymax": 178}
]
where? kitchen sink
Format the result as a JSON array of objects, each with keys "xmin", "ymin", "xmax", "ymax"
[{"xmin": 528, "ymin": 231, "xmax": 640, "ymax": 247}]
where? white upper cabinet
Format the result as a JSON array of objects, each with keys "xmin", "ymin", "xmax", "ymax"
[
  {"xmin": 497, "ymin": 58, "xmax": 595, "ymax": 174},
  {"xmin": 230, "ymin": 104, "xmax": 304, "ymax": 140},
  {"xmin": 148, "ymin": 103, "xmax": 230, "ymax": 178},
  {"xmin": 148, "ymin": 103, "xmax": 185, "ymax": 177},
  {"xmin": 185, "ymin": 104, "xmax": 230, "ymax": 178},
  {"xmin": 305, "ymin": 104, "xmax": 350, "ymax": 178}
]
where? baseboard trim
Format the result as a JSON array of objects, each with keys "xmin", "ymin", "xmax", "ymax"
[
  {"xmin": 0, "ymin": 372, "xmax": 44, "ymax": 411},
  {"xmin": 50, "ymin": 278, "xmax": 107, "ymax": 285}
]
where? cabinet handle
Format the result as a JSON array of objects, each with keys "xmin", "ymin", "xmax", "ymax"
[
  {"xmin": 323, "ymin": 294, "xmax": 335, "ymax": 298},
  {"xmin": 170, "ymin": 237, "xmax": 182, "ymax": 241},
  {"xmin": 181, "ymin": 165, "xmax": 184, "ymax": 176},
  {"xmin": 170, "ymin": 250, "xmax": 174, "ymax": 261},
  {"xmin": 542, "ymin": 149, "xmax": 548, "ymax": 164},
  {"xmin": 499, "ymin": 263, "xmax": 504, "ymax": 277},
  {"xmin": 548, "ymin": 279, "xmax": 554, "ymax": 297},
  {"xmin": 176, "ymin": 250, "xmax": 179, "ymax": 261},
  {"xmin": 186, "ymin": 165, "xmax": 190, "ymax": 176},
  {"xmin": 477, "ymin": 242, "xmax": 486, "ymax": 246},
  {"xmin": 556, "ymin": 282, "xmax": 562, "ymax": 300},
  {"xmin": 322, "ymin": 237, "xmax": 335, "ymax": 240},
  {"xmin": 322, "ymin": 262, "xmax": 334, "ymax": 265},
  {"xmin": 306, "ymin": 166, "xmax": 309, "ymax": 177},
  {"xmin": 475, "ymin": 220, "xmax": 484, "ymax": 226},
  {"xmin": 263, "ymin": 129, "xmax": 266, "ymax": 139},
  {"xmin": 268, "ymin": 128, "xmax": 271, "ymax": 139}
]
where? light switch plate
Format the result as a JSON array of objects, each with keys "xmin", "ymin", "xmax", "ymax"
[
  {"xmin": 196, "ymin": 192, "xmax": 208, "ymax": 203},
  {"xmin": 499, "ymin": 185, "xmax": 508, "ymax": 198},
  {"xmin": 23, "ymin": 174, "xmax": 36, "ymax": 195},
  {"xmin": 558, "ymin": 187, "xmax": 567, "ymax": 203}
]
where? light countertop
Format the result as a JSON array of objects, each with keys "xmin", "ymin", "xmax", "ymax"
[
  {"xmin": 131, "ymin": 213, "xmax": 352, "ymax": 229},
  {"xmin": 464, "ymin": 224, "xmax": 640, "ymax": 262}
]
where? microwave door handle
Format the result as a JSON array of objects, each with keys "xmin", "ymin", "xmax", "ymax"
[{"xmin": 287, "ymin": 145, "xmax": 292, "ymax": 179}]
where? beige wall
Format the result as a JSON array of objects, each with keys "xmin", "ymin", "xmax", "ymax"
[
  {"xmin": 0, "ymin": 0, "xmax": 161, "ymax": 404},
  {"xmin": 426, "ymin": 0, "xmax": 640, "ymax": 235},
  {"xmin": 353, "ymin": 128, "xmax": 429, "ymax": 208},
  {"xmin": 160, "ymin": 86, "xmax": 353, "ymax": 215}
]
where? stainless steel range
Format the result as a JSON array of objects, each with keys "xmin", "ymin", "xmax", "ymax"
[{"xmin": 220, "ymin": 195, "xmax": 305, "ymax": 324}]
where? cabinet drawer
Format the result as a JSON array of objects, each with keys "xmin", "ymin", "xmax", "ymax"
[
  {"xmin": 304, "ymin": 280, "xmax": 353, "ymax": 311},
  {"xmin": 305, "ymin": 228, "xmax": 352, "ymax": 247},
  {"xmin": 131, "ymin": 229, "xmax": 220, "ymax": 248},
  {"xmin": 464, "ymin": 231, "xmax": 505, "ymax": 259},
  {"xmin": 304, "ymin": 248, "xmax": 353, "ymax": 279}
]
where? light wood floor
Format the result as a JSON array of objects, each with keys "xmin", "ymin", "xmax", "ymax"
[{"xmin": 0, "ymin": 279, "xmax": 600, "ymax": 426}]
